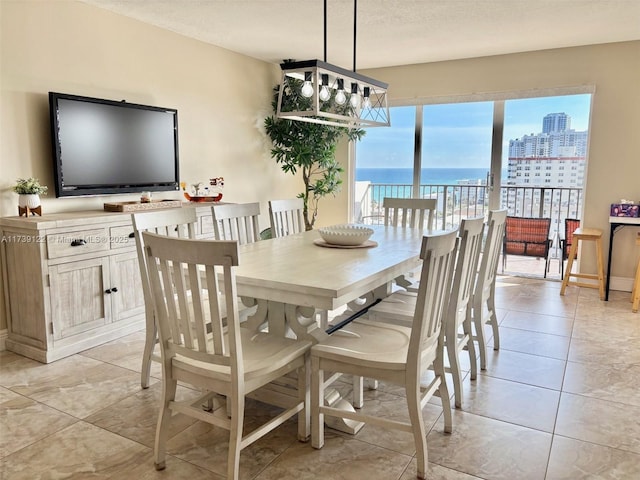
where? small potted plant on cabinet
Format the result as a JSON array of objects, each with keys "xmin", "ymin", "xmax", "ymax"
[{"xmin": 12, "ymin": 177, "xmax": 48, "ymax": 216}]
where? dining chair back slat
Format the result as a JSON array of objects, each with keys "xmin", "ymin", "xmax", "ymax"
[
  {"xmin": 212, "ymin": 202, "xmax": 261, "ymax": 244},
  {"xmin": 269, "ymin": 198, "xmax": 305, "ymax": 238},
  {"xmin": 131, "ymin": 208, "xmax": 198, "ymax": 388}
]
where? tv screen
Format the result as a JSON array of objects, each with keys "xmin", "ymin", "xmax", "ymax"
[{"xmin": 49, "ymin": 92, "xmax": 180, "ymax": 197}]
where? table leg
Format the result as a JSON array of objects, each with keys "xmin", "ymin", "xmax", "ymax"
[
  {"xmin": 605, "ymin": 223, "xmax": 616, "ymax": 301},
  {"xmin": 242, "ymin": 298, "xmax": 364, "ymax": 434}
]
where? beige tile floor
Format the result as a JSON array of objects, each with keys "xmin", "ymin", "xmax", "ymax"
[{"xmin": 2, "ymin": 276, "xmax": 640, "ymax": 479}]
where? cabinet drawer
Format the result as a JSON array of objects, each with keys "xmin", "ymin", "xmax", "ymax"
[
  {"xmin": 46, "ymin": 228, "xmax": 109, "ymax": 259},
  {"xmin": 110, "ymin": 225, "xmax": 136, "ymax": 250}
]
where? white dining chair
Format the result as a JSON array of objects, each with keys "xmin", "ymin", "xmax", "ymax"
[
  {"xmin": 367, "ymin": 216, "xmax": 485, "ymax": 408},
  {"xmin": 143, "ymin": 232, "xmax": 311, "ymax": 480},
  {"xmin": 383, "ymin": 197, "xmax": 436, "ymax": 291},
  {"xmin": 269, "ymin": 198, "xmax": 305, "ymax": 238},
  {"xmin": 383, "ymin": 197, "xmax": 436, "ymax": 230},
  {"xmin": 132, "ymin": 208, "xmax": 198, "ymax": 389},
  {"xmin": 212, "ymin": 202, "xmax": 261, "ymax": 244},
  {"xmin": 311, "ymin": 230, "xmax": 458, "ymax": 480},
  {"xmin": 471, "ymin": 209, "xmax": 507, "ymax": 371}
]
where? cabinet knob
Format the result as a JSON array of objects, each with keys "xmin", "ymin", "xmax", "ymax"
[
  {"xmin": 70, "ymin": 239, "xmax": 86, "ymax": 247},
  {"xmin": 128, "ymin": 232, "xmax": 135, "ymax": 238},
  {"xmin": 111, "ymin": 287, "xmax": 118, "ymax": 293},
  {"xmin": 105, "ymin": 288, "xmax": 111, "ymax": 294}
]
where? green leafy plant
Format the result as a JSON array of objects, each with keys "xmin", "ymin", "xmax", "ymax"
[
  {"xmin": 264, "ymin": 76, "xmax": 365, "ymax": 231},
  {"xmin": 12, "ymin": 177, "xmax": 48, "ymax": 195}
]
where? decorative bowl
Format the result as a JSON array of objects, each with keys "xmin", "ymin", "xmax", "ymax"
[{"xmin": 318, "ymin": 224, "xmax": 374, "ymax": 246}]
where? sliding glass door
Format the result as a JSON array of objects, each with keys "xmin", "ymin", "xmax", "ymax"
[{"xmin": 353, "ymin": 91, "xmax": 592, "ymax": 278}]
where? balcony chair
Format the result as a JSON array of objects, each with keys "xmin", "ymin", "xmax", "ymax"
[
  {"xmin": 310, "ymin": 230, "xmax": 458, "ymax": 480},
  {"xmin": 367, "ymin": 216, "xmax": 485, "ymax": 408},
  {"xmin": 269, "ymin": 198, "xmax": 305, "ymax": 238},
  {"xmin": 212, "ymin": 202, "xmax": 261, "ymax": 244},
  {"xmin": 144, "ymin": 232, "xmax": 311, "ymax": 480},
  {"xmin": 472, "ymin": 209, "xmax": 508, "ymax": 371},
  {"xmin": 502, "ymin": 216, "xmax": 552, "ymax": 278},
  {"xmin": 560, "ymin": 218, "xmax": 580, "ymax": 279}
]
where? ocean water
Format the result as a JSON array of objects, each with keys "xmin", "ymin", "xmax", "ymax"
[{"xmin": 356, "ymin": 167, "xmax": 488, "ymax": 185}]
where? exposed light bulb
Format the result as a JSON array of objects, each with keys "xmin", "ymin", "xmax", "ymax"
[
  {"xmin": 319, "ymin": 74, "xmax": 331, "ymax": 101},
  {"xmin": 335, "ymin": 78, "xmax": 347, "ymax": 105},
  {"xmin": 319, "ymin": 85, "xmax": 331, "ymax": 101},
  {"xmin": 349, "ymin": 83, "xmax": 360, "ymax": 108},
  {"xmin": 300, "ymin": 71, "xmax": 314, "ymax": 98},
  {"xmin": 362, "ymin": 87, "xmax": 372, "ymax": 109}
]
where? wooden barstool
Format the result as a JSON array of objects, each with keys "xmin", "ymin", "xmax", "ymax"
[
  {"xmin": 560, "ymin": 227, "xmax": 605, "ymax": 299},
  {"xmin": 632, "ymin": 233, "xmax": 640, "ymax": 313}
]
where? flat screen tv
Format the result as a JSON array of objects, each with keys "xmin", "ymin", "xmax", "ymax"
[{"xmin": 49, "ymin": 92, "xmax": 180, "ymax": 197}]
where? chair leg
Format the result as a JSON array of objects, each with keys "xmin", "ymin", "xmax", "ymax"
[
  {"xmin": 631, "ymin": 261, "xmax": 640, "ymax": 313},
  {"xmin": 311, "ymin": 356, "xmax": 324, "ymax": 449},
  {"xmin": 141, "ymin": 314, "xmax": 156, "ymax": 389},
  {"xmin": 153, "ymin": 376, "xmax": 177, "ymax": 470},
  {"xmin": 463, "ymin": 315, "xmax": 478, "ymax": 381},
  {"xmin": 406, "ymin": 380, "xmax": 428, "ymax": 480},
  {"xmin": 544, "ymin": 257, "xmax": 548, "ymax": 278},
  {"xmin": 488, "ymin": 292, "xmax": 500, "ymax": 351},
  {"xmin": 632, "ymin": 257, "xmax": 640, "ymax": 312},
  {"xmin": 446, "ymin": 322, "xmax": 463, "ymax": 409},
  {"xmin": 473, "ymin": 300, "xmax": 488, "ymax": 371},
  {"xmin": 298, "ymin": 356, "xmax": 310, "ymax": 441},
  {"xmin": 434, "ymin": 346, "xmax": 453, "ymax": 434},
  {"xmin": 352, "ymin": 376, "xmax": 364, "ymax": 409},
  {"xmin": 227, "ymin": 394, "xmax": 245, "ymax": 480},
  {"xmin": 560, "ymin": 241, "xmax": 579, "ymax": 295}
]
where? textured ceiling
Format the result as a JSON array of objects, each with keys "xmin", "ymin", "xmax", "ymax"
[{"xmin": 82, "ymin": 0, "xmax": 640, "ymax": 69}]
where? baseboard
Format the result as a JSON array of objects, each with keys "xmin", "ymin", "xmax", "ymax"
[
  {"xmin": 610, "ymin": 276, "xmax": 634, "ymax": 293},
  {"xmin": 0, "ymin": 329, "xmax": 7, "ymax": 351}
]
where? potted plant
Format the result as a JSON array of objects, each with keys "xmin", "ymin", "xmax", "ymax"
[
  {"xmin": 12, "ymin": 177, "xmax": 48, "ymax": 215},
  {"xmin": 264, "ymin": 80, "xmax": 364, "ymax": 231}
]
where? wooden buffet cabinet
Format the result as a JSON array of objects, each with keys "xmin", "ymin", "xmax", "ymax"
[{"xmin": 0, "ymin": 204, "xmax": 216, "ymax": 363}]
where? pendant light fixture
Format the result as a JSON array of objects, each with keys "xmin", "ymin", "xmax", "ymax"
[{"xmin": 276, "ymin": 0, "xmax": 390, "ymax": 128}]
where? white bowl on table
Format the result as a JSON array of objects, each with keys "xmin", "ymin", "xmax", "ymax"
[{"xmin": 318, "ymin": 224, "xmax": 374, "ymax": 246}]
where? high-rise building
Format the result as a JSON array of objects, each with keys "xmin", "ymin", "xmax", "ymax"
[
  {"xmin": 506, "ymin": 113, "xmax": 588, "ymax": 188},
  {"xmin": 542, "ymin": 112, "xmax": 570, "ymax": 133}
]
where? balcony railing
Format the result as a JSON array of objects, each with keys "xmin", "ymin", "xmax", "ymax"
[{"xmin": 354, "ymin": 182, "xmax": 583, "ymax": 249}]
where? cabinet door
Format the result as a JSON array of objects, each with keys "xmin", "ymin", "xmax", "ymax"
[
  {"xmin": 49, "ymin": 257, "xmax": 110, "ymax": 340},
  {"xmin": 109, "ymin": 251, "xmax": 145, "ymax": 323}
]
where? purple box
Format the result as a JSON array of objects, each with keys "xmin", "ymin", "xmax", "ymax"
[{"xmin": 610, "ymin": 204, "xmax": 640, "ymax": 217}]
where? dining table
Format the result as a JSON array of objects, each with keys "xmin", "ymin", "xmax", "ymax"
[{"xmin": 233, "ymin": 225, "xmax": 427, "ymax": 433}]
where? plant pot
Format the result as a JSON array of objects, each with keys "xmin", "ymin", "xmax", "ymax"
[
  {"xmin": 18, "ymin": 194, "xmax": 41, "ymax": 209},
  {"xmin": 18, "ymin": 194, "xmax": 42, "ymax": 216}
]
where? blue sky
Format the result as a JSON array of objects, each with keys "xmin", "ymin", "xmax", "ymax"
[{"xmin": 356, "ymin": 94, "xmax": 592, "ymax": 169}]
